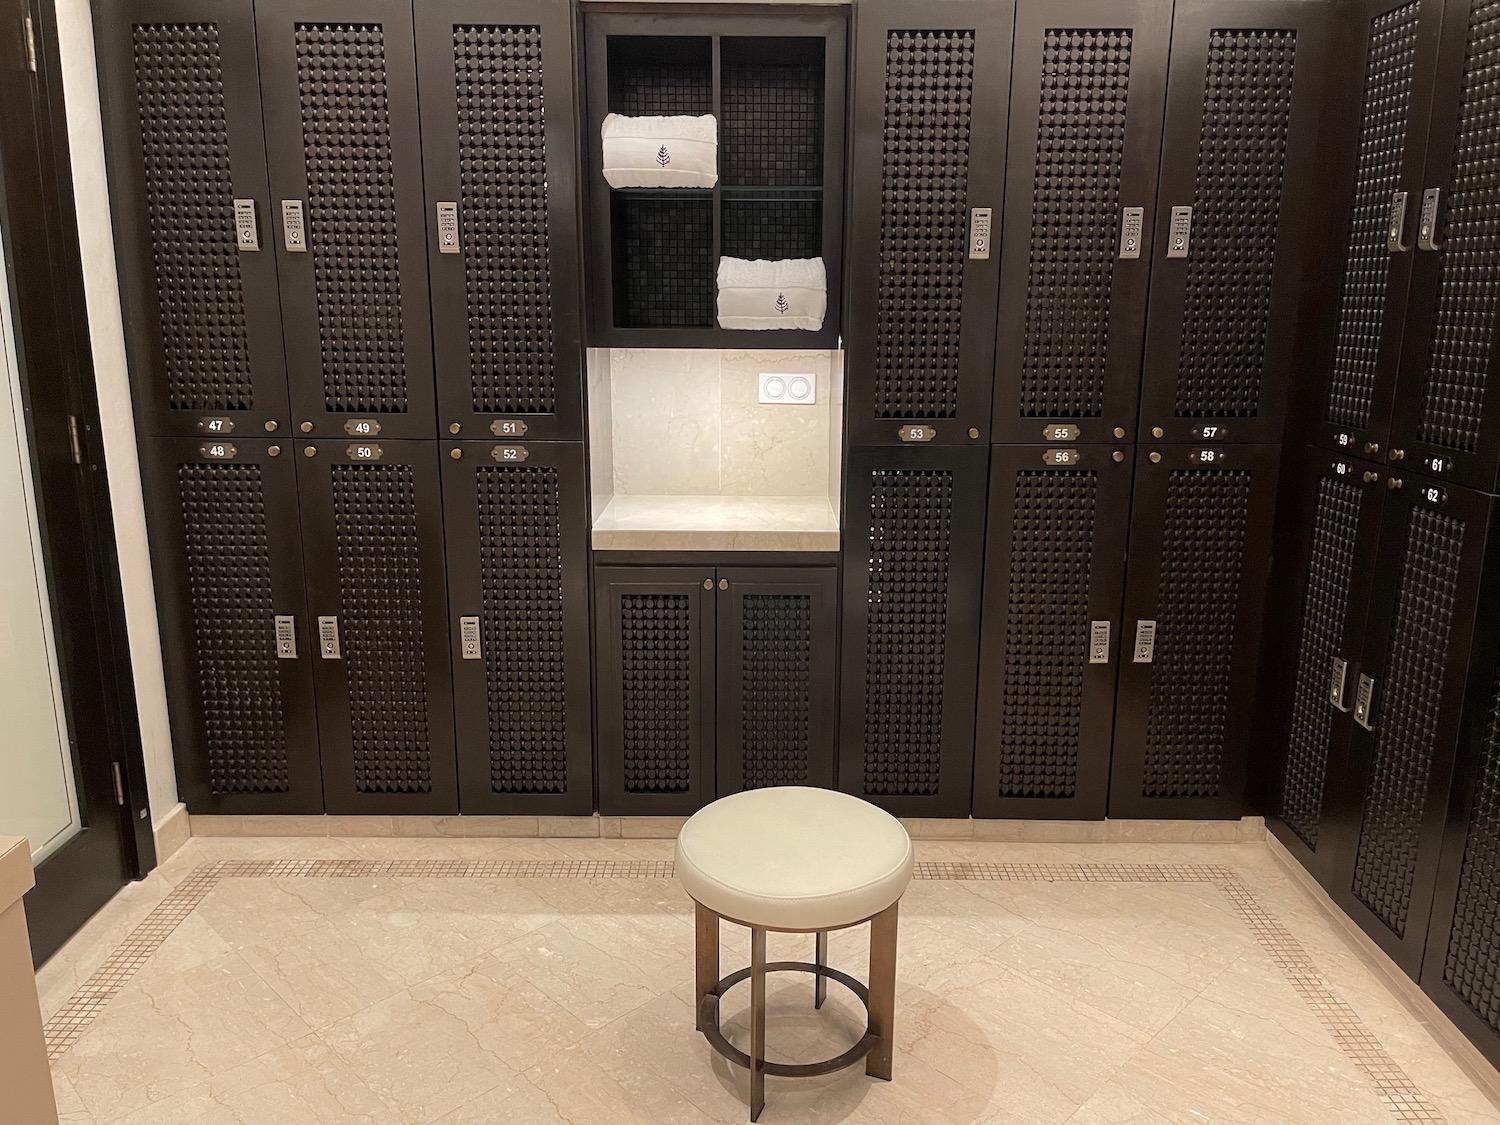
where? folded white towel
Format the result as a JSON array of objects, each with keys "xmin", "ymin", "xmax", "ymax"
[
  {"xmin": 717, "ymin": 257, "xmax": 827, "ymax": 331},
  {"xmin": 602, "ymin": 113, "xmax": 718, "ymax": 188}
]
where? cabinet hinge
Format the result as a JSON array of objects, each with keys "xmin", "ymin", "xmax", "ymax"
[
  {"xmin": 23, "ymin": 15, "xmax": 36, "ymax": 73},
  {"xmin": 68, "ymin": 414, "xmax": 83, "ymax": 464},
  {"xmin": 112, "ymin": 762, "xmax": 125, "ymax": 806}
]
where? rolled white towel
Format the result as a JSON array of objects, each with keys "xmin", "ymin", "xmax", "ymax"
[
  {"xmin": 717, "ymin": 257, "xmax": 827, "ymax": 331},
  {"xmin": 601, "ymin": 113, "xmax": 718, "ymax": 189}
]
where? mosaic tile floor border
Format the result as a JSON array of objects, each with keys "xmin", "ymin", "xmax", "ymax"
[{"xmin": 42, "ymin": 858, "xmax": 1442, "ymax": 1124}]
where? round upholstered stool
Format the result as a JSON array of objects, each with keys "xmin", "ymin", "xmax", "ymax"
[{"xmin": 675, "ymin": 786, "xmax": 914, "ymax": 1121}]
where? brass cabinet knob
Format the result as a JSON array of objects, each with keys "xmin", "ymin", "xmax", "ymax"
[
  {"xmin": 268, "ymin": 445, "xmax": 281, "ymax": 457},
  {"xmin": 1151, "ymin": 426, "xmax": 1164, "ymax": 438},
  {"xmin": 1113, "ymin": 427, "xmax": 1126, "ymax": 439},
  {"xmin": 303, "ymin": 446, "xmax": 316, "ymax": 457},
  {"xmin": 1362, "ymin": 471, "xmax": 1379, "ymax": 483},
  {"xmin": 449, "ymin": 423, "xmax": 462, "ymax": 434},
  {"xmin": 1364, "ymin": 441, "xmax": 1380, "ymax": 455},
  {"xmin": 702, "ymin": 578, "xmax": 713, "ymax": 590},
  {"xmin": 264, "ymin": 420, "xmax": 278, "ymax": 432},
  {"xmin": 1112, "ymin": 450, "xmax": 1125, "ymax": 463},
  {"xmin": 449, "ymin": 448, "xmax": 462, "ymax": 459},
  {"xmin": 718, "ymin": 579, "xmax": 729, "ymax": 590},
  {"xmin": 1149, "ymin": 451, "xmax": 1162, "ymax": 463},
  {"xmin": 1387, "ymin": 476, "xmax": 1404, "ymax": 489}
]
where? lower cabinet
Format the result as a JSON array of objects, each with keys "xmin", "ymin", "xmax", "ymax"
[{"xmin": 595, "ymin": 564, "xmax": 839, "ymax": 815}]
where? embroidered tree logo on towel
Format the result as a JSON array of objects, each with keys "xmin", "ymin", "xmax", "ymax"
[
  {"xmin": 775, "ymin": 292, "xmax": 790, "ymax": 314},
  {"xmin": 656, "ymin": 145, "xmax": 671, "ymax": 167}
]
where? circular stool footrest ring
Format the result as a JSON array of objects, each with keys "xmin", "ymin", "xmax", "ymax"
[{"xmin": 698, "ymin": 960, "xmax": 881, "ymax": 1079}]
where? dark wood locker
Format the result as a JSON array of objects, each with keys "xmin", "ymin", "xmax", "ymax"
[
  {"xmin": 595, "ymin": 567, "xmax": 717, "ymax": 815},
  {"xmin": 441, "ymin": 441, "xmax": 592, "ymax": 815},
  {"xmin": 973, "ymin": 445, "xmax": 1133, "ymax": 820},
  {"xmin": 844, "ymin": 0, "xmax": 1012, "ymax": 446},
  {"xmin": 1386, "ymin": 0, "xmax": 1500, "ymax": 491},
  {"xmin": 1137, "ymin": 0, "xmax": 1326, "ymax": 446},
  {"xmin": 416, "ymin": 0, "xmax": 585, "ymax": 442},
  {"xmin": 1109, "ymin": 443, "xmax": 1281, "ymax": 819},
  {"xmin": 716, "ymin": 567, "xmax": 839, "ymax": 795},
  {"xmin": 1307, "ymin": 0, "xmax": 1444, "ymax": 459},
  {"xmin": 991, "ymin": 0, "xmax": 1171, "ymax": 445},
  {"xmin": 256, "ymin": 0, "xmax": 437, "ymax": 439},
  {"xmin": 1327, "ymin": 476, "xmax": 1494, "ymax": 976},
  {"xmin": 97, "ymin": 0, "xmax": 290, "ymax": 439},
  {"xmin": 296, "ymin": 439, "xmax": 457, "ymax": 814},
  {"xmin": 838, "ymin": 445, "xmax": 988, "ymax": 817},
  {"xmin": 141, "ymin": 438, "xmax": 322, "ymax": 814},
  {"xmin": 1265, "ymin": 450, "xmax": 1387, "ymax": 883}
]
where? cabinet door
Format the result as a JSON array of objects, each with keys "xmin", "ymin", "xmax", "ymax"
[
  {"xmin": 1329, "ymin": 479, "xmax": 1493, "ymax": 976},
  {"xmin": 416, "ymin": 0, "xmax": 584, "ymax": 441},
  {"xmin": 844, "ymin": 0, "xmax": 1012, "ymax": 446},
  {"xmin": 838, "ymin": 446, "xmax": 988, "ymax": 816},
  {"xmin": 1388, "ymin": 0, "xmax": 1500, "ymax": 490},
  {"xmin": 973, "ymin": 446, "xmax": 1131, "ymax": 820},
  {"xmin": 97, "ymin": 0, "xmax": 289, "ymax": 438},
  {"xmin": 297, "ymin": 440, "xmax": 457, "ymax": 813},
  {"xmin": 596, "ymin": 567, "xmax": 717, "ymax": 815},
  {"xmin": 991, "ymin": 0, "xmax": 1171, "ymax": 444},
  {"xmin": 1266, "ymin": 451, "xmax": 1386, "ymax": 882},
  {"xmin": 1138, "ymin": 1, "xmax": 1326, "ymax": 445},
  {"xmin": 1309, "ymin": 0, "xmax": 1444, "ymax": 458},
  {"xmin": 141, "ymin": 438, "xmax": 321, "ymax": 813},
  {"xmin": 257, "ymin": 0, "xmax": 436, "ymax": 439},
  {"xmin": 442, "ymin": 442, "xmax": 592, "ymax": 814},
  {"xmin": 716, "ymin": 567, "xmax": 838, "ymax": 795},
  {"xmin": 1110, "ymin": 444, "xmax": 1281, "ymax": 818}
]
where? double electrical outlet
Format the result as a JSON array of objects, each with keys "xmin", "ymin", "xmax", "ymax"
[{"xmin": 758, "ymin": 372, "xmax": 817, "ymax": 405}]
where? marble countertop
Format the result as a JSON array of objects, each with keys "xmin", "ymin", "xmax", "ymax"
[{"xmin": 591, "ymin": 494, "xmax": 840, "ymax": 551}]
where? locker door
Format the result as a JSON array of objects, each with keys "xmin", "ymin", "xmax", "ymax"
[
  {"xmin": 838, "ymin": 446, "xmax": 988, "ymax": 817},
  {"xmin": 1329, "ymin": 478, "xmax": 1493, "ymax": 976},
  {"xmin": 973, "ymin": 446, "xmax": 1132, "ymax": 820},
  {"xmin": 1309, "ymin": 0, "xmax": 1444, "ymax": 458},
  {"xmin": 844, "ymin": 0, "xmax": 1012, "ymax": 446},
  {"xmin": 1387, "ymin": 0, "xmax": 1500, "ymax": 490},
  {"xmin": 716, "ymin": 567, "xmax": 839, "ymax": 795},
  {"xmin": 297, "ymin": 440, "xmax": 456, "ymax": 814},
  {"xmin": 415, "ymin": 0, "xmax": 584, "ymax": 442},
  {"xmin": 1138, "ymin": 1, "xmax": 1327, "ymax": 445},
  {"xmin": 257, "ymin": 0, "xmax": 436, "ymax": 439},
  {"xmin": 442, "ymin": 441, "xmax": 592, "ymax": 815},
  {"xmin": 97, "ymin": 0, "xmax": 289, "ymax": 438},
  {"xmin": 991, "ymin": 0, "xmax": 1171, "ymax": 444},
  {"xmin": 1266, "ymin": 451, "xmax": 1386, "ymax": 883},
  {"xmin": 595, "ymin": 567, "xmax": 717, "ymax": 815},
  {"xmin": 1110, "ymin": 444, "xmax": 1281, "ymax": 818},
  {"xmin": 141, "ymin": 438, "xmax": 321, "ymax": 813}
]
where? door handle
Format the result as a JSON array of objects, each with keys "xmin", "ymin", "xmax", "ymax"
[{"xmin": 317, "ymin": 615, "xmax": 341, "ymax": 659}]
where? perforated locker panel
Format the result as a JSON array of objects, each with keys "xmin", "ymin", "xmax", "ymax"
[
  {"xmin": 993, "ymin": 2, "xmax": 1170, "ymax": 442},
  {"xmin": 297, "ymin": 441, "xmax": 456, "ymax": 814},
  {"xmin": 257, "ymin": 1, "xmax": 435, "ymax": 438},
  {"xmin": 839, "ymin": 446, "xmax": 987, "ymax": 816},
  {"xmin": 716, "ymin": 569, "xmax": 838, "ymax": 796},
  {"xmin": 443, "ymin": 443, "xmax": 592, "ymax": 814},
  {"xmin": 974, "ymin": 448, "xmax": 1132, "ymax": 819},
  {"xmin": 845, "ymin": 0, "xmax": 1010, "ymax": 444},
  {"xmin": 100, "ymin": 2, "xmax": 288, "ymax": 436},
  {"xmin": 417, "ymin": 1, "xmax": 583, "ymax": 440},
  {"xmin": 596, "ymin": 569, "xmax": 715, "ymax": 815},
  {"xmin": 1110, "ymin": 445, "xmax": 1280, "ymax": 819},
  {"xmin": 140, "ymin": 439, "xmax": 321, "ymax": 814}
]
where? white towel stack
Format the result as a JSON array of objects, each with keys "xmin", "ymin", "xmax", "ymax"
[
  {"xmin": 601, "ymin": 113, "xmax": 718, "ymax": 188},
  {"xmin": 716, "ymin": 257, "xmax": 827, "ymax": 331}
]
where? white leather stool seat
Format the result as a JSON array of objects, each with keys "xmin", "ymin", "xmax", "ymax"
[{"xmin": 675, "ymin": 787, "xmax": 914, "ymax": 932}]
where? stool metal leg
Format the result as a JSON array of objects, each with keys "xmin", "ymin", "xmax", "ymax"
[
  {"xmin": 695, "ymin": 903, "xmax": 718, "ymax": 1032},
  {"xmin": 750, "ymin": 927, "xmax": 767, "ymax": 1121},
  {"xmin": 866, "ymin": 901, "xmax": 899, "ymax": 1080},
  {"xmin": 814, "ymin": 931, "xmax": 828, "ymax": 1009}
]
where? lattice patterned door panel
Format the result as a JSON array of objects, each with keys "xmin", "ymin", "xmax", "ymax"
[
  {"xmin": 1312, "ymin": 0, "xmax": 1439, "ymax": 458},
  {"xmin": 1331, "ymin": 480, "xmax": 1493, "ymax": 976},
  {"xmin": 416, "ymin": 0, "xmax": 583, "ymax": 441},
  {"xmin": 991, "ymin": 0, "xmax": 1171, "ymax": 444},
  {"xmin": 838, "ymin": 446, "xmax": 989, "ymax": 816},
  {"xmin": 595, "ymin": 568, "xmax": 716, "ymax": 815},
  {"xmin": 844, "ymin": 0, "xmax": 1012, "ymax": 445},
  {"xmin": 296, "ymin": 441, "xmax": 457, "ymax": 813},
  {"xmin": 716, "ymin": 568, "xmax": 838, "ymax": 795},
  {"xmin": 1109, "ymin": 444, "xmax": 1281, "ymax": 819},
  {"xmin": 256, "ymin": 0, "xmax": 436, "ymax": 439},
  {"xmin": 1388, "ymin": 0, "xmax": 1500, "ymax": 491},
  {"xmin": 141, "ymin": 439, "xmax": 321, "ymax": 813},
  {"xmin": 974, "ymin": 447, "xmax": 1132, "ymax": 819},
  {"xmin": 99, "ymin": 0, "xmax": 289, "ymax": 438},
  {"xmin": 441, "ymin": 442, "xmax": 593, "ymax": 814},
  {"xmin": 1139, "ymin": 4, "xmax": 1325, "ymax": 444}
]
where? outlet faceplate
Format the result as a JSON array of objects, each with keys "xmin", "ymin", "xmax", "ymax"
[{"xmin": 759, "ymin": 372, "xmax": 817, "ymax": 405}]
